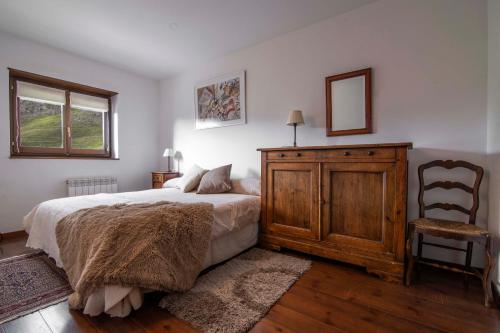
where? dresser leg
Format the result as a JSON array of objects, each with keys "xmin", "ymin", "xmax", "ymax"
[
  {"xmin": 366, "ymin": 267, "xmax": 402, "ymax": 284},
  {"xmin": 259, "ymin": 240, "xmax": 281, "ymax": 252},
  {"xmin": 405, "ymin": 224, "xmax": 415, "ymax": 286},
  {"xmin": 269, "ymin": 244, "xmax": 281, "ymax": 251}
]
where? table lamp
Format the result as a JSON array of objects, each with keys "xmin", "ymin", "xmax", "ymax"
[
  {"xmin": 286, "ymin": 110, "xmax": 305, "ymax": 147},
  {"xmin": 163, "ymin": 148, "xmax": 174, "ymax": 171}
]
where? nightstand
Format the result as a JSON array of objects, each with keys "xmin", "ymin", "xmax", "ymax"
[{"xmin": 152, "ymin": 171, "xmax": 180, "ymax": 189}]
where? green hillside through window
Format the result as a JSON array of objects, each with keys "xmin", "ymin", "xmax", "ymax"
[{"xmin": 19, "ymin": 100, "xmax": 104, "ymax": 150}]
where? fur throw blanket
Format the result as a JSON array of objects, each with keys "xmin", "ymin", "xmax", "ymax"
[{"xmin": 55, "ymin": 201, "xmax": 214, "ymax": 309}]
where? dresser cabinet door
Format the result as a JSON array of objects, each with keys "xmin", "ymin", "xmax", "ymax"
[
  {"xmin": 265, "ymin": 162, "xmax": 320, "ymax": 240},
  {"xmin": 321, "ymin": 162, "xmax": 396, "ymax": 255}
]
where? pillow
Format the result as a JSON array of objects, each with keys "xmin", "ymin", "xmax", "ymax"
[
  {"xmin": 162, "ymin": 177, "xmax": 181, "ymax": 188},
  {"xmin": 230, "ymin": 178, "xmax": 261, "ymax": 196},
  {"xmin": 178, "ymin": 164, "xmax": 207, "ymax": 192},
  {"xmin": 197, "ymin": 164, "xmax": 232, "ymax": 194}
]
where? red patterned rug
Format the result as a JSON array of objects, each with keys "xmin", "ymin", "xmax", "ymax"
[{"xmin": 0, "ymin": 251, "xmax": 73, "ymax": 324}]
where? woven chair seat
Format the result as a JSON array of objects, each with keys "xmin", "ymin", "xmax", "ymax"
[{"xmin": 410, "ymin": 218, "xmax": 489, "ymax": 238}]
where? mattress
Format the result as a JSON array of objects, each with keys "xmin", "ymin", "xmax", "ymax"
[{"xmin": 23, "ymin": 188, "xmax": 261, "ymax": 317}]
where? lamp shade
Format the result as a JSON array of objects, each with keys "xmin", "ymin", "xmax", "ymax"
[
  {"xmin": 163, "ymin": 148, "xmax": 174, "ymax": 157},
  {"xmin": 286, "ymin": 110, "xmax": 305, "ymax": 126}
]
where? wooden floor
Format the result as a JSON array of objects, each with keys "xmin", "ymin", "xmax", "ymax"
[{"xmin": 1, "ymin": 236, "xmax": 499, "ymax": 333}]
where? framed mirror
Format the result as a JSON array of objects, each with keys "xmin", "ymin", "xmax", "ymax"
[{"xmin": 325, "ymin": 68, "xmax": 372, "ymax": 136}]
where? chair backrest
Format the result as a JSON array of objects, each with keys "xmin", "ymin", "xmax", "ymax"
[{"xmin": 418, "ymin": 160, "xmax": 484, "ymax": 224}]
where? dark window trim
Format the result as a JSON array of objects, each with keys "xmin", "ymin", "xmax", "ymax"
[{"xmin": 8, "ymin": 68, "xmax": 117, "ymax": 159}]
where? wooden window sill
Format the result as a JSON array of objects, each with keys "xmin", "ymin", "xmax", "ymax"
[{"xmin": 9, "ymin": 155, "xmax": 120, "ymax": 160}]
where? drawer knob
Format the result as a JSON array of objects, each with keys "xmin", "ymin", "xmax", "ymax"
[
  {"xmin": 343, "ymin": 151, "xmax": 351, "ymax": 156},
  {"xmin": 368, "ymin": 150, "xmax": 375, "ymax": 156},
  {"xmin": 279, "ymin": 153, "xmax": 286, "ymax": 157},
  {"xmin": 296, "ymin": 153, "xmax": 302, "ymax": 157}
]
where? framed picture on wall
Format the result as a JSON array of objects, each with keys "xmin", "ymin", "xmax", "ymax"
[{"xmin": 194, "ymin": 70, "xmax": 246, "ymax": 129}]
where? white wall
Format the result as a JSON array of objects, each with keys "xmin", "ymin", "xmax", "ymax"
[
  {"xmin": 487, "ymin": 0, "xmax": 500, "ymax": 284},
  {"xmin": 160, "ymin": 0, "xmax": 488, "ymax": 265},
  {"xmin": 0, "ymin": 31, "xmax": 161, "ymax": 233}
]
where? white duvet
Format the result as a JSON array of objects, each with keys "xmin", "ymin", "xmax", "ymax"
[{"xmin": 23, "ymin": 188, "xmax": 260, "ymax": 317}]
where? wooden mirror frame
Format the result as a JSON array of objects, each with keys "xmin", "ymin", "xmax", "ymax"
[{"xmin": 325, "ymin": 68, "xmax": 372, "ymax": 136}]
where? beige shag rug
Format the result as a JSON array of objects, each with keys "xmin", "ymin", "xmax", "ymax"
[{"xmin": 159, "ymin": 248, "xmax": 311, "ymax": 333}]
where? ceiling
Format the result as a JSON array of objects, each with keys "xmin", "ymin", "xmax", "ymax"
[{"xmin": 0, "ymin": 0, "xmax": 376, "ymax": 79}]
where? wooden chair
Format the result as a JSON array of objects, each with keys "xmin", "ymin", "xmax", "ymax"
[{"xmin": 405, "ymin": 160, "xmax": 492, "ymax": 307}]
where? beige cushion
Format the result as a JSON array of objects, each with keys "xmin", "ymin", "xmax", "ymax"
[
  {"xmin": 178, "ymin": 164, "xmax": 207, "ymax": 192},
  {"xmin": 230, "ymin": 178, "xmax": 261, "ymax": 196},
  {"xmin": 197, "ymin": 165, "xmax": 232, "ymax": 194}
]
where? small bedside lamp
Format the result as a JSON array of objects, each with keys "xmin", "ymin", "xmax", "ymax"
[
  {"xmin": 163, "ymin": 148, "xmax": 174, "ymax": 171},
  {"xmin": 286, "ymin": 110, "xmax": 305, "ymax": 147}
]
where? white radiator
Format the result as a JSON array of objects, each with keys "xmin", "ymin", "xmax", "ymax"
[{"xmin": 67, "ymin": 176, "xmax": 118, "ymax": 197}]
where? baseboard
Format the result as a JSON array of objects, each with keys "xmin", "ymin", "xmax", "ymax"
[{"xmin": 0, "ymin": 230, "xmax": 27, "ymax": 242}]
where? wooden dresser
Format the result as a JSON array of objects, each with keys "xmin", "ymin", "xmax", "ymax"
[
  {"xmin": 151, "ymin": 171, "xmax": 180, "ymax": 189},
  {"xmin": 258, "ymin": 143, "xmax": 412, "ymax": 282}
]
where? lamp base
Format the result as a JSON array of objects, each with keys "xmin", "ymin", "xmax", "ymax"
[{"xmin": 293, "ymin": 123, "xmax": 297, "ymax": 147}]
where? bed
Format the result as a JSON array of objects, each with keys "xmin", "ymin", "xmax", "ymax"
[{"xmin": 23, "ymin": 187, "xmax": 261, "ymax": 317}]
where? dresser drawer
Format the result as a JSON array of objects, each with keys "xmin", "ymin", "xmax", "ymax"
[
  {"xmin": 267, "ymin": 148, "xmax": 395, "ymax": 161},
  {"xmin": 323, "ymin": 148, "xmax": 396, "ymax": 159},
  {"xmin": 152, "ymin": 174, "xmax": 163, "ymax": 182},
  {"xmin": 267, "ymin": 150, "xmax": 320, "ymax": 160},
  {"xmin": 152, "ymin": 181, "xmax": 163, "ymax": 189}
]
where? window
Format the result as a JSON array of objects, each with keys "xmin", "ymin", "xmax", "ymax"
[{"xmin": 9, "ymin": 68, "xmax": 116, "ymax": 158}]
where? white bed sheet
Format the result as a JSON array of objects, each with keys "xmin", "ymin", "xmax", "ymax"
[{"xmin": 23, "ymin": 188, "xmax": 260, "ymax": 317}]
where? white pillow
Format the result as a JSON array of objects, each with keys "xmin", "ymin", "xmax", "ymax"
[
  {"xmin": 178, "ymin": 164, "xmax": 207, "ymax": 192},
  {"xmin": 162, "ymin": 177, "xmax": 181, "ymax": 188},
  {"xmin": 230, "ymin": 178, "xmax": 261, "ymax": 196}
]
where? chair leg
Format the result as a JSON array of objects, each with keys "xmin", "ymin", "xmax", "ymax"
[
  {"xmin": 416, "ymin": 232, "xmax": 423, "ymax": 279},
  {"xmin": 464, "ymin": 241, "xmax": 473, "ymax": 289},
  {"xmin": 483, "ymin": 236, "xmax": 493, "ymax": 307},
  {"xmin": 406, "ymin": 224, "xmax": 416, "ymax": 286},
  {"xmin": 417, "ymin": 233, "xmax": 423, "ymax": 258}
]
